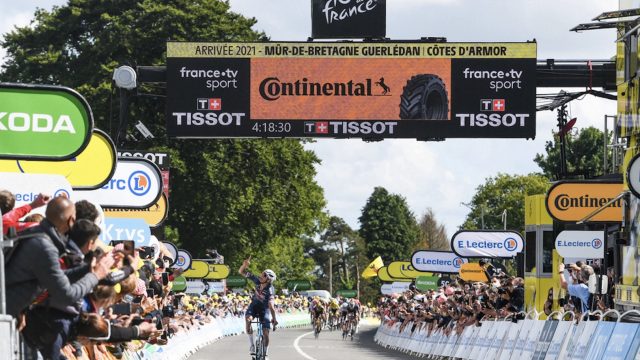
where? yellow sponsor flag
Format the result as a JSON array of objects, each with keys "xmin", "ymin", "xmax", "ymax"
[{"xmin": 362, "ymin": 256, "xmax": 384, "ymax": 278}]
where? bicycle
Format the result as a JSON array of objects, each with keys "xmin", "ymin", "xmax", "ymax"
[
  {"xmin": 342, "ymin": 313, "xmax": 355, "ymax": 341},
  {"xmin": 251, "ymin": 319, "xmax": 275, "ymax": 360},
  {"xmin": 313, "ymin": 315, "xmax": 323, "ymax": 339}
]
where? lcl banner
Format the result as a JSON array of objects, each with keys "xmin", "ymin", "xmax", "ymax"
[
  {"xmin": 411, "ymin": 250, "xmax": 468, "ymax": 273},
  {"xmin": 75, "ymin": 158, "xmax": 162, "ymax": 209},
  {"xmin": 0, "ymin": 172, "xmax": 74, "ymax": 207},
  {"xmin": 451, "ymin": 230, "xmax": 524, "ymax": 258},
  {"xmin": 182, "ymin": 260, "xmax": 210, "ymax": 279},
  {"xmin": 545, "ymin": 181, "xmax": 623, "ymax": 223},
  {"xmin": 377, "ymin": 266, "xmax": 411, "ymax": 282},
  {"xmin": 0, "ymin": 129, "xmax": 117, "ymax": 190},
  {"xmin": 166, "ymin": 42, "xmax": 536, "ymax": 140},
  {"xmin": 555, "ymin": 231, "xmax": 605, "ymax": 259},
  {"xmin": 387, "ymin": 261, "xmax": 432, "ymax": 279},
  {"xmin": 0, "ymin": 83, "xmax": 93, "ymax": 160}
]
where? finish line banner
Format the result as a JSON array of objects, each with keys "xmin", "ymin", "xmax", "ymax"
[{"xmin": 166, "ymin": 42, "xmax": 536, "ymax": 140}]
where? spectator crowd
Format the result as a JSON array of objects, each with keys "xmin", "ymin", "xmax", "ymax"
[
  {"xmin": 377, "ymin": 261, "xmax": 611, "ymax": 339},
  {"xmin": 1, "ymin": 190, "xmax": 310, "ymax": 360}
]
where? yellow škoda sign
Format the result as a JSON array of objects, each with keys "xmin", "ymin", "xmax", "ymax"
[
  {"xmin": 0, "ymin": 129, "xmax": 116, "ymax": 190},
  {"xmin": 104, "ymin": 193, "xmax": 168, "ymax": 228},
  {"xmin": 545, "ymin": 181, "xmax": 623, "ymax": 222}
]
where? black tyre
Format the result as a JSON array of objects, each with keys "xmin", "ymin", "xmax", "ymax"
[{"xmin": 399, "ymin": 74, "xmax": 449, "ymax": 120}]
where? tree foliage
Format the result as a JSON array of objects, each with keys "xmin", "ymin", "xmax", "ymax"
[
  {"xmin": 359, "ymin": 187, "xmax": 420, "ymax": 263},
  {"xmin": 417, "ymin": 208, "xmax": 449, "ymax": 251},
  {"xmin": 534, "ymin": 126, "xmax": 610, "ymax": 180},
  {"xmin": 460, "ymin": 173, "xmax": 549, "ymax": 234},
  {"xmin": 0, "ymin": 0, "xmax": 327, "ymax": 282}
]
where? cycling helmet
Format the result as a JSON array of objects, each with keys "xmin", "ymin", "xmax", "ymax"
[{"xmin": 263, "ymin": 269, "xmax": 277, "ymax": 282}]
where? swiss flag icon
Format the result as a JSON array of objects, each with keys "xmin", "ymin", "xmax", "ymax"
[
  {"xmin": 209, "ymin": 98, "xmax": 222, "ymax": 111},
  {"xmin": 492, "ymin": 99, "xmax": 505, "ymax": 112},
  {"xmin": 315, "ymin": 122, "xmax": 329, "ymax": 134}
]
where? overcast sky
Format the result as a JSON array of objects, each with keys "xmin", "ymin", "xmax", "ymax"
[{"xmin": 1, "ymin": 0, "xmax": 620, "ymax": 237}]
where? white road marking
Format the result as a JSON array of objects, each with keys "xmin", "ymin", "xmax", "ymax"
[{"xmin": 293, "ymin": 331, "xmax": 318, "ymax": 360}]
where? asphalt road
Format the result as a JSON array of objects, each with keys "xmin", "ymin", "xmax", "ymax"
[{"xmin": 188, "ymin": 324, "xmax": 416, "ymax": 360}]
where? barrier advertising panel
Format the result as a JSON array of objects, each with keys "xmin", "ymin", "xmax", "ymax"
[
  {"xmin": 387, "ymin": 261, "xmax": 432, "ymax": 279},
  {"xmin": 174, "ymin": 250, "xmax": 193, "ymax": 271},
  {"xmin": 118, "ymin": 150, "xmax": 170, "ymax": 199},
  {"xmin": 458, "ymin": 263, "xmax": 489, "ymax": 282},
  {"xmin": 204, "ymin": 264, "xmax": 230, "ymax": 280},
  {"xmin": 411, "ymin": 250, "xmax": 468, "ymax": 273},
  {"xmin": 75, "ymin": 157, "xmax": 162, "ymax": 209},
  {"xmin": 555, "ymin": 231, "xmax": 605, "ymax": 259},
  {"xmin": 226, "ymin": 275, "xmax": 247, "ymax": 288},
  {"xmin": 182, "ymin": 260, "xmax": 210, "ymax": 279},
  {"xmin": 378, "ymin": 266, "xmax": 411, "ymax": 282},
  {"xmin": 104, "ymin": 193, "xmax": 169, "ymax": 228},
  {"xmin": 166, "ymin": 42, "xmax": 536, "ymax": 140},
  {"xmin": 311, "ymin": 0, "xmax": 386, "ymax": 39},
  {"xmin": 100, "ymin": 218, "xmax": 151, "ymax": 247},
  {"xmin": 451, "ymin": 230, "xmax": 524, "ymax": 258},
  {"xmin": 415, "ymin": 275, "xmax": 439, "ymax": 291},
  {"xmin": 545, "ymin": 181, "xmax": 623, "ymax": 223},
  {"xmin": 0, "ymin": 172, "xmax": 73, "ymax": 207},
  {"xmin": 0, "ymin": 83, "xmax": 92, "ymax": 160},
  {"xmin": 0, "ymin": 129, "xmax": 116, "ymax": 190}
]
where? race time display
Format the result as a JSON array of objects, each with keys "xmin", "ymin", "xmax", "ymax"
[{"xmin": 166, "ymin": 41, "xmax": 537, "ymax": 140}]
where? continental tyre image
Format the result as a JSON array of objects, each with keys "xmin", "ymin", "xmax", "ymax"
[{"xmin": 399, "ymin": 74, "xmax": 449, "ymax": 120}]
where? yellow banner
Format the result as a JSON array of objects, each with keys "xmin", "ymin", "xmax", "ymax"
[
  {"xmin": 378, "ymin": 266, "xmax": 411, "ymax": 283},
  {"xmin": 168, "ymin": 42, "xmax": 536, "ymax": 59},
  {"xmin": 182, "ymin": 260, "xmax": 210, "ymax": 279},
  {"xmin": 104, "ymin": 193, "xmax": 168, "ymax": 228},
  {"xmin": 362, "ymin": 256, "xmax": 384, "ymax": 278},
  {"xmin": 387, "ymin": 261, "xmax": 432, "ymax": 279},
  {"xmin": 204, "ymin": 264, "xmax": 231, "ymax": 280},
  {"xmin": 458, "ymin": 263, "xmax": 489, "ymax": 283},
  {"xmin": 0, "ymin": 129, "xmax": 116, "ymax": 189}
]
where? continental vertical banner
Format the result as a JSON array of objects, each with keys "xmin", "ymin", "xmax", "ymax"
[{"xmin": 166, "ymin": 42, "xmax": 537, "ymax": 139}]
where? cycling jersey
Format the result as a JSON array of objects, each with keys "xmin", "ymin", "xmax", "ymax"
[{"xmin": 243, "ymin": 271, "xmax": 274, "ymax": 328}]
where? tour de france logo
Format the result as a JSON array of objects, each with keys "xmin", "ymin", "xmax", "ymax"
[
  {"xmin": 128, "ymin": 171, "xmax": 151, "ymax": 196},
  {"xmin": 504, "ymin": 238, "xmax": 518, "ymax": 252},
  {"xmin": 592, "ymin": 238, "xmax": 603, "ymax": 249},
  {"xmin": 453, "ymin": 257, "xmax": 464, "ymax": 268}
]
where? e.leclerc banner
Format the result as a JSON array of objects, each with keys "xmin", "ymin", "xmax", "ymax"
[
  {"xmin": 555, "ymin": 231, "xmax": 605, "ymax": 259},
  {"xmin": 0, "ymin": 83, "xmax": 92, "ymax": 160},
  {"xmin": 411, "ymin": 250, "xmax": 468, "ymax": 273},
  {"xmin": 0, "ymin": 173, "xmax": 73, "ymax": 207},
  {"xmin": 75, "ymin": 157, "xmax": 162, "ymax": 209},
  {"xmin": 451, "ymin": 230, "xmax": 524, "ymax": 258},
  {"xmin": 0, "ymin": 129, "xmax": 117, "ymax": 190},
  {"xmin": 166, "ymin": 42, "xmax": 536, "ymax": 140}
]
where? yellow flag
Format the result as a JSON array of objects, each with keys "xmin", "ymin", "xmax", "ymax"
[{"xmin": 362, "ymin": 256, "xmax": 384, "ymax": 278}]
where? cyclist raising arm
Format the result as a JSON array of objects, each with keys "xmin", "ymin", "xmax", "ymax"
[{"xmin": 239, "ymin": 256, "xmax": 278, "ymax": 359}]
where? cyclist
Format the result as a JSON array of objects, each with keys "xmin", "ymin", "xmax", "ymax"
[
  {"xmin": 311, "ymin": 299, "xmax": 325, "ymax": 337},
  {"xmin": 239, "ymin": 256, "xmax": 278, "ymax": 359},
  {"xmin": 328, "ymin": 298, "xmax": 340, "ymax": 329}
]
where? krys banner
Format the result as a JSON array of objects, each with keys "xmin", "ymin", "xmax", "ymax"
[
  {"xmin": 411, "ymin": 250, "xmax": 468, "ymax": 273},
  {"xmin": 166, "ymin": 42, "xmax": 536, "ymax": 140},
  {"xmin": 0, "ymin": 83, "xmax": 92, "ymax": 160}
]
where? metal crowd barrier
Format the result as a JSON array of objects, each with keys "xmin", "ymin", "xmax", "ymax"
[{"xmin": 374, "ymin": 310, "xmax": 640, "ymax": 359}]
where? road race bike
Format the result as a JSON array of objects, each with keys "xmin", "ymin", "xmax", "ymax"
[
  {"xmin": 251, "ymin": 319, "xmax": 275, "ymax": 360},
  {"xmin": 342, "ymin": 314, "xmax": 355, "ymax": 341},
  {"xmin": 313, "ymin": 315, "xmax": 323, "ymax": 339},
  {"xmin": 328, "ymin": 312, "xmax": 338, "ymax": 331}
]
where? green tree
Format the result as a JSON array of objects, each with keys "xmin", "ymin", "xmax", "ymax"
[
  {"xmin": 460, "ymin": 173, "xmax": 550, "ymax": 234},
  {"xmin": 534, "ymin": 126, "xmax": 610, "ymax": 180},
  {"xmin": 359, "ymin": 187, "xmax": 420, "ymax": 263},
  {"xmin": 1, "ymin": 1, "xmax": 327, "ymax": 280},
  {"xmin": 417, "ymin": 208, "xmax": 449, "ymax": 251}
]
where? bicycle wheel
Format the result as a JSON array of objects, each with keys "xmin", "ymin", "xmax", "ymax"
[{"xmin": 255, "ymin": 332, "xmax": 263, "ymax": 360}]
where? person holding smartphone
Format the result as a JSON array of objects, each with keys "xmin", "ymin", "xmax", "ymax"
[{"xmin": 238, "ymin": 256, "xmax": 278, "ymax": 359}]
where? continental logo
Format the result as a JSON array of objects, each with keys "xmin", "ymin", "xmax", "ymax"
[
  {"xmin": 259, "ymin": 77, "xmax": 391, "ymax": 101},
  {"xmin": 554, "ymin": 194, "xmax": 622, "ymax": 211},
  {"xmin": 546, "ymin": 181, "xmax": 623, "ymax": 222}
]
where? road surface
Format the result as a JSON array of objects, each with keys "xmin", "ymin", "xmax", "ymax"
[{"xmin": 188, "ymin": 324, "xmax": 415, "ymax": 360}]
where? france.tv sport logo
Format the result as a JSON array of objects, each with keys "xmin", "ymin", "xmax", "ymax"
[
  {"xmin": 503, "ymin": 238, "xmax": 518, "ymax": 252},
  {"xmin": 128, "ymin": 171, "xmax": 151, "ymax": 196}
]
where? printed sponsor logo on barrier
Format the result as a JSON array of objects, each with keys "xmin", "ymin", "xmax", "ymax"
[{"xmin": 411, "ymin": 250, "xmax": 469, "ymax": 273}]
